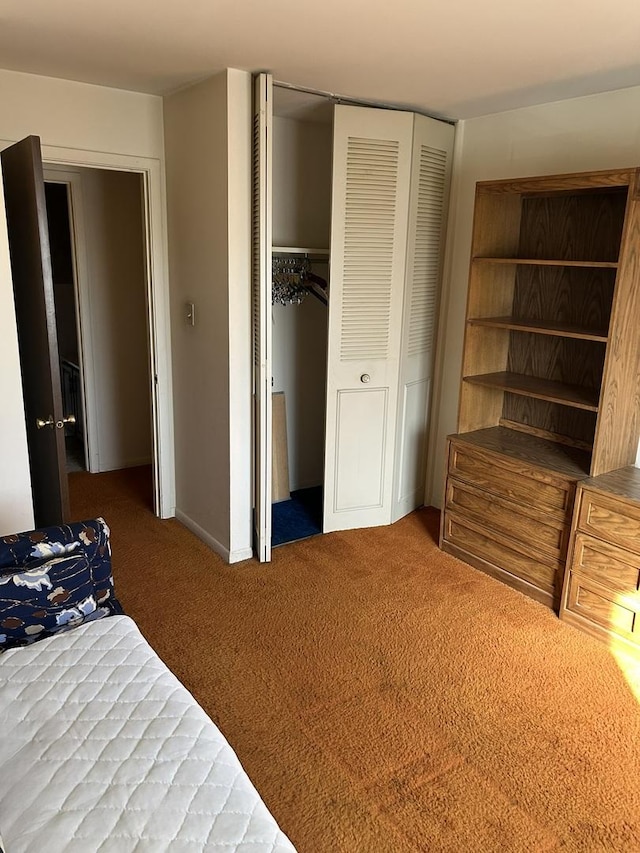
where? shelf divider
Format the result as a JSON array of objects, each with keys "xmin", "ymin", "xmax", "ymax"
[
  {"xmin": 473, "ymin": 257, "xmax": 618, "ymax": 269},
  {"xmin": 463, "ymin": 371, "xmax": 600, "ymax": 411},
  {"xmin": 467, "ymin": 316, "xmax": 608, "ymax": 342}
]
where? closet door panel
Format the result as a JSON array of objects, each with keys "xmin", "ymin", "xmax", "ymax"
[
  {"xmin": 324, "ymin": 106, "xmax": 413, "ymax": 531},
  {"xmin": 392, "ymin": 115, "xmax": 454, "ymax": 522},
  {"xmin": 252, "ymin": 72, "xmax": 273, "ymax": 561},
  {"xmin": 334, "ymin": 389, "xmax": 388, "ymax": 509}
]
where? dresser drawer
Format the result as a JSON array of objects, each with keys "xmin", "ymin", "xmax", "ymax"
[
  {"xmin": 572, "ymin": 532, "xmax": 640, "ymax": 595},
  {"xmin": 448, "ymin": 441, "xmax": 574, "ymax": 516},
  {"xmin": 445, "ymin": 477, "xmax": 568, "ymax": 560},
  {"xmin": 577, "ymin": 489, "xmax": 640, "ymax": 556},
  {"xmin": 442, "ymin": 511, "xmax": 559, "ymax": 595},
  {"xmin": 565, "ymin": 572, "xmax": 639, "ymax": 640}
]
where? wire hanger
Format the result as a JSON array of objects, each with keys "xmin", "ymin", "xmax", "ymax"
[{"xmin": 272, "ymin": 256, "xmax": 327, "ymax": 306}]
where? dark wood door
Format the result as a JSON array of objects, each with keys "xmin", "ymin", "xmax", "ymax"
[{"xmin": 1, "ymin": 135, "xmax": 69, "ymax": 527}]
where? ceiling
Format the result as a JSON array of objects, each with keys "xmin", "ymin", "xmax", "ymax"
[{"xmin": 2, "ymin": 0, "xmax": 640, "ymax": 119}]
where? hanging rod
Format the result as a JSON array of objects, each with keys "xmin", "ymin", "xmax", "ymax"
[{"xmin": 273, "ymin": 80, "xmax": 454, "ymax": 126}]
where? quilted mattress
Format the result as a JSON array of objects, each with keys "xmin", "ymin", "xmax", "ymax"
[{"xmin": 0, "ymin": 615, "xmax": 296, "ymax": 852}]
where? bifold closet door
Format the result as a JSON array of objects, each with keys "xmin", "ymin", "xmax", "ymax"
[
  {"xmin": 252, "ymin": 72, "xmax": 273, "ymax": 562},
  {"xmin": 323, "ymin": 106, "xmax": 414, "ymax": 532},
  {"xmin": 391, "ymin": 115, "xmax": 454, "ymax": 523}
]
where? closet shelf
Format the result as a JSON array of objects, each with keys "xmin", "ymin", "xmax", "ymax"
[
  {"xmin": 467, "ymin": 316, "xmax": 609, "ymax": 342},
  {"xmin": 273, "ymin": 246, "xmax": 330, "ymax": 258},
  {"xmin": 473, "ymin": 257, "xmax": 618, "ymax": 269},
  {"xmin": 463, "ymin": 372, "xmax": 600, "ymax": 411}
]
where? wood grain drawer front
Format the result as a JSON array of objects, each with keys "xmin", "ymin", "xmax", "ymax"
[
  {"xmin": 566, "ymin": 573, "xmax": 639, "ymax": 640},
  {"xmin": 577, "ymin": 490, "xmax": 640, "ymax": 555},
  {"xmin": 443, "ymin": 512, "xmax": 558, "ymax": 595},
  {"xmin": 572, "ymin": 532, "xmax": 640, "ymax": 594},
  {"xmin": 448, "ymin": 442, "xmax": 573, "ymax": 515},
  {"xmin": 446, "ymin": 478, "xmax": 567, "ymax": 560}
]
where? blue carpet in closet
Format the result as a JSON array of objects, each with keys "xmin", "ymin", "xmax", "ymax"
[{"xmin": 272, "ymin": 486, "xmax": 323, "ymax": 546}]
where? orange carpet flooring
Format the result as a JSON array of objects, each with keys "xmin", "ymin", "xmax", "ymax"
[{"xmin": 69, "ymin": 467, "xmax": 640, "ymax": 853}]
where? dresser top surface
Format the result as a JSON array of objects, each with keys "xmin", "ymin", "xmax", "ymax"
[
  {"xmin": 449, "ymin": 427, "xmax": 591, "ymax": 480},
  {"xmin": 580, "ymin": 466, "xmax": 640, "ymax": 504}
]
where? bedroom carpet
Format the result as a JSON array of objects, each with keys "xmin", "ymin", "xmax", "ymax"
[{"xmin": 69, "ymin": 467, "xmax": 640, "ymax": 853}]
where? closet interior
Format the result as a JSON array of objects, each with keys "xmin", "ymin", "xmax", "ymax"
[{"xmin": 271, "ymin": 87, "xmax": 333, "ymax": 546}]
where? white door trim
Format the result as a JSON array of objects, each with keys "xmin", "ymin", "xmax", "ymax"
[{"xmin": 38, "ymin": 144, "xmax": 174, "ymax": 518}]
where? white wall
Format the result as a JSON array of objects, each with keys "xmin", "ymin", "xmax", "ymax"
[
  {"xmin": 79, "ymin": 167, "xmax": 151, "ymax": 471},
  {"xmin": 272, "ymin": 116, "xmax": 333, "ymax": 248},
  {"xmin": 0, "ymin": 68, "xmax": 164, "ymax": 535},
  {"xmin": 164, "ymin": 69, "xmax": 252, "ymax": 562},
  {"xmin": 0, "ymin": 69, "xmax": 164, "ymax": 158},
  {"xmin": 427, "ymin": 84, "xmax": 640, "ymax": 507},
  {"xmin": 272, "ymin": 116, "xmax": 332, "ymax": 491}
]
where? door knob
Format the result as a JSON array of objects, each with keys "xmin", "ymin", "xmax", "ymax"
[
  {"xmin": 36, "ymin": 415, "xmax": 55, "ymax": 430},
  {"xmin": 56, "ymin": 415, "xmax": 76, "ymax": 430}
]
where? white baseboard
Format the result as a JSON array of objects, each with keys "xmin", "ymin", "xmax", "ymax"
[
  {"xmin": 175, "ymin": 510, "xmax": 254, "ymax": 564},
  {"xmin": 228, "ymin": 546, "xmax": 253, "ymax": 563}
]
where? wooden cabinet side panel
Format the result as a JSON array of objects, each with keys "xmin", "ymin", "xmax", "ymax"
[
  {"xmin": 471, "ymin": 192, "xmax": 522, "ymax": 257},
  {"xmin": 458, "ymin": 384, "xmax": 504, "ymax": 434},
  {"xmin": 456, "ymin": 193, "xmax": 521, "ymax": 434},
  {"xmin": 592, "ymin": 170, "xmax": 640, "ymax": 475}
]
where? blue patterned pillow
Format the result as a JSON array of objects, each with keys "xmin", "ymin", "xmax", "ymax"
[
  {"xmin": 0, "ymin": 517, "xmax": 111, "ymax": 573},
  {"xmin": 0, "ymin": 517, "xmax": 122, "ymax": 650}
]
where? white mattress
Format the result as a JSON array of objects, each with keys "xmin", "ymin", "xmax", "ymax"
[{"xmin": 0, "ymin": 615, "xmax": 296, "ymax": 853}]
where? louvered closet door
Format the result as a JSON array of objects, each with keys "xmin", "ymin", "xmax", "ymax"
[
  {"xmin": 252, "ymin": 72, "xmax": 273, "ymax": 562},
  {"xmin": 324, "ymin": 106, "xmax": 414, "ymax": 532},
  {"xmin": 391, "ymin": 115, "xmax": 454, "ymax": 522}
]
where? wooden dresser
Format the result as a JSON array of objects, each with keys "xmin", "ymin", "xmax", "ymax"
[
  {"xmin": 441, "ymin": 427, "xmax": 588, "ymax": 608},
  {"xmin": 560, "ymin": 466, "xmax": 640, "ymax": 656}
]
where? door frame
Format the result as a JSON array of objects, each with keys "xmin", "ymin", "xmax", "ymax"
[{"xmin": 1, "ymin": 139, "xmax": 175, "ymax": 519}]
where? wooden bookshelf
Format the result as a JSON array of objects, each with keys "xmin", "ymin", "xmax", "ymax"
[{"xmin": 441, "ymin": 167, "xmax": 640, "ymax": 609}]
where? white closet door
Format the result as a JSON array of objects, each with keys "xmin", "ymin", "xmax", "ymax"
[
  {"xmin": 252, "ymin": 73, "xmax": 273, "ymax": 561},
  {"xmin": 391, "ymin": 115, "xmax": 454, "ymax": 523},
  {"xmin": 323, "ymin": 106, "xmax": 413, "ymax": 532}
]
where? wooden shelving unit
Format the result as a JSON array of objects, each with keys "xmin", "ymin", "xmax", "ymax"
[{"xmin": 441, "ymin": 168, "xmax": 640, "ymax": 609}]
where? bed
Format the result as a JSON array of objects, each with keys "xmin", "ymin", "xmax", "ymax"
[{"xmin": 0, "ymin": 519, "xmax": 296, "ymax": 853}]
